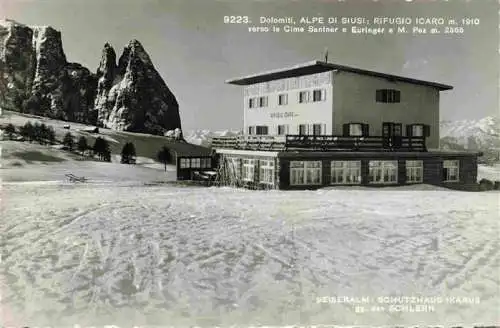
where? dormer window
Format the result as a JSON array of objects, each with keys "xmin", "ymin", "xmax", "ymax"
[{"xmin": 376, "ymin": 89, "xmax": 401, "ymax": 103}]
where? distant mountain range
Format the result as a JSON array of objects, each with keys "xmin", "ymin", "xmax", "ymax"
[
  {"xmin": 184, "ymin": 129, "xmax": 242, "ymax": 148},
  {"xmin": 440, "ymin": 116, "xmax": 499, "ymax": 164}
]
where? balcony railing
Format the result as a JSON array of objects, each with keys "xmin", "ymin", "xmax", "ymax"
[{"xmin": 211, "ymin": 134, "xmax": 427, "ymax": 152}]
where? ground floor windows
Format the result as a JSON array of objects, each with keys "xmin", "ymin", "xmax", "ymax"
[
  {"xmin": 227, "ymin": 157, "xmax": 241, "ymax": 179},
  {"xmin": 406, "ymin": 160, "xmax": 423, "ymax": 183},
  {"xmin": 180, "ymin": 157, "xmax": 212, "ymax": 169},
  {"xmin": 290, "ymin": 161, "xmax": 322, "ymax": 185},
  {"xmin": 219, "ymin": 155, "xmax": 466, "ymax": 188},
  {"xmin": 443, "ymin": 160, "xmax": 459, "ymax": 182},
  {"xmin": 242, "ymin": 159, "xmax": 255, "ymax": 181},
  {"xmin": 259, "ymin": 159, "xmax": 275, "ymax": 184},
  {"xmin": 369, "ymin": 160, "xmax": 398, "ymax": 184},
  {"xmin": 331, "ymin": 161, "xmax": 361, "ymax": 184}
]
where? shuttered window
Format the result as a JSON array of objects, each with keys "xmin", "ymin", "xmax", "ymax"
[
  {"xmin": 376, "ymin": 89, "xmax": 401, "ymax": 103},
  {"xmin": 278, "ymin": 93, "xmax": 288, "ymax": 106}
]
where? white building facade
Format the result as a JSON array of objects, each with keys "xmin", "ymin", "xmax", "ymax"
[{"xmin": 232, "ymin": 61, "xmax": 448, "ymax": 149}]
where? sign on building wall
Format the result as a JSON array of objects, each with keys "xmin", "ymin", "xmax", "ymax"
[{"xmin": 270, "ymin": 112, "xmax": 298, "ymax": 119}]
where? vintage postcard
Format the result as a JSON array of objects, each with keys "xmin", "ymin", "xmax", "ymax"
[{"xmin": 0, "ymin": 0, "xmax": 498, "ymax": 327}]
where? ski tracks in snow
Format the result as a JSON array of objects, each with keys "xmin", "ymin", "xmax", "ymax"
[{"xmin": 1, "ymin": 184, "xmax": 499, "ymax": 325}]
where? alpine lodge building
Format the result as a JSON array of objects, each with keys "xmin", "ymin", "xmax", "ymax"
[{"xmin": 210, "ymin": 60, "xmax": 480, "ymax": 190}]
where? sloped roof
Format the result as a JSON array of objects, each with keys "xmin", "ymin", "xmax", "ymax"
[{"xmin": 226, "ymin": 60, "xmax": 453, "ymax": 91}]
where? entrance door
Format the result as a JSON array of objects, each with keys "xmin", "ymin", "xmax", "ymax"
[
  {"xmin": 382, "ymin": 122, "xmax": 392, "ymax": 149},
  {"xmin": 382, "ymin": 122, "xmax": 403, "ymax": 149}
]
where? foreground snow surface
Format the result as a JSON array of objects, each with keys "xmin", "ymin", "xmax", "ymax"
[{"xmin": 1, "ymin": 184, "xmax": 499, "ymax": 326}]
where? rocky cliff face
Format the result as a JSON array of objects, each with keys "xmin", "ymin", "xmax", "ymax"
[
  {"xmin": 0, "ymin": 20, "xmax": 36, "ymax": 110},
  {"xmin": 95, "ymin": 40, "xmax": 181, "ymax": 134},
  {"xmin": 0, "ymin": 19, "xmax": 181, "ymax": 134}
]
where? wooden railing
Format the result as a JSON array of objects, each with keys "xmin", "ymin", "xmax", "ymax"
[{"xmin": 211, "ymin": 135, "xmax": 427, "ymax": 152}]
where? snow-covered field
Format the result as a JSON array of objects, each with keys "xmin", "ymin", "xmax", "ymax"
[
  {"xmin": 478, "ymin": 164, "xmax": 500, "ymax": 182},
  {"xmin": 1, "ymin": 178, "xmax": 499, "ymax": 326}
]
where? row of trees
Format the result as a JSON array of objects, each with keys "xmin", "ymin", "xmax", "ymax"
[
  {"xmin": 62, "ymin": 133, "xmax": 142, "ymax": 165},
  {"xmin": 62, "ymin": 133, "xmax": 111, "ymax": 162},
  {"xmin": 6, "ymin": 121, "xmax": 173, "ymax": 169},
  {"xmin": 5, "ymin": 122, "xmax": 56, "ymax": 145}
]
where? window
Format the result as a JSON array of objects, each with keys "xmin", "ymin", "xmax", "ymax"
[
  {"xmin": 331, "ymin": 161, "xmax": 361, "ymax": 184},
  {"xmin": 349, "ymin": 123, "xmax": 363, "ymax": 136},
  {"xmin": 290, "ymin": 161, "xmax": 322, "ymax": 185},
  {"xmin": 376, "ymin": 89, "xmax": 401, "ymax": 103},
  {"xmin": 313, "ymin": 124, "xmax": 322, "ymax": 136},
  {"xmin": 343, "ymin": 123, "xmax": 368, "ymax": 137},
  {"xmin": 412, "ymin": 125, "xmax": 424, "ymax": 137},
  {"xmin": 243, "ymin": 159, "xmax": 255, "ymax": 182},
  {"xmin": 406, "ymin": 160, "xmax": 423, "ymax": 183},
  {"xmin": 369, "ymin": 160, "xmax": 398, "ymax": 184},
  {"xmin": 227, "ymin": 157, "xmax": 241, "ymax": 179},
  {"xmin": 180, "ymin": 158, "xmax": 189, "ymax": 168},
  {"xmin": 277, "ymin": 125, "xmax": 288, "ymax": 135},
  {"xmin": 201, "ymin": 158, "xmax": 212, "ymax": 168},
  {"xmin": 191, "ymin": 158, "xmax": 201, "ymax": 168},
  {"xmin": 312, "ymin": 89, "xmax": 326, "ymax": 102},
  {"xmin": 298, "ymin": 91, "xmax": 309, "ymax": 104},
  {"xmin": 258, "ymin": 96, "xmax": 268, "ymax": 107},
  {"xmin": 248, "ymin": 98, "xmax": 257, "ymax": 109},
  {"xmin": 298, "ymin": 124, "xmax": 307, "ymax": 135},
  {"xmin": 259, "ymin": 160, "xmax": 275, "ymax": 184},
  {"xmin": 256, "ymin": 126, "xmax": 268, "ymax": 135},
  {"xmin": 443, "ymin": 160, "xmax": 459, "ymax": 182},
  {"xmin": 248, "ymin": 126, "xmax": 254, "ymax": 135},
  {"xmin": 278, "ymin": 94, "xmax": 288, "ymax": 106}
]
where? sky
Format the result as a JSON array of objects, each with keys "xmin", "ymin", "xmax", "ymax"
[{"xmin": 1, "ymin": 0, "xmax": 498, "ymax": 131}]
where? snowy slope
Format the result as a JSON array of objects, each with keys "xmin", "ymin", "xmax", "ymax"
[{"xmin": 1, "ymin": 183, "xmax": 499, "ymax": 326}]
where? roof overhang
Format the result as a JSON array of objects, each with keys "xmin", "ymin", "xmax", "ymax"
[{"xmin": 225, "ymin": 60, "xmax": 453, "ymax": 91}]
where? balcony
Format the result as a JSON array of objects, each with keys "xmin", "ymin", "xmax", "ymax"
[{"xmin": 211, "ymin": 134, "xmax": 427, "ymax": 152}]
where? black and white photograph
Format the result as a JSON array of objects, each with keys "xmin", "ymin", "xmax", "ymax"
[{"xmin": 0, "ymin": 0, "xmax": 499, "ymax": 326}]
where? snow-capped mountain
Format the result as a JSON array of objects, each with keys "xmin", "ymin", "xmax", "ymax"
[
  {"xmin": 441, "ymin": 116, "xmax": 499, "ymax": 164},
  {"xmin": 440, "ymin": 116, "xmax": 499, "ymax": 150},
  {"xmin": 184, "ymin": 129, "xmax": 242, "ymax": 147}
]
